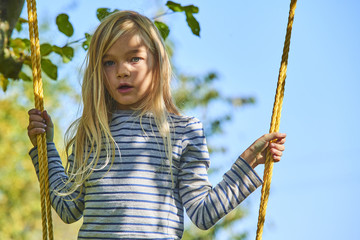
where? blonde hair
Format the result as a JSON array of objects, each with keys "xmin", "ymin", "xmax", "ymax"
[{"xmin": 59, "ymin": 11, "xmax": 180, "ymax": 197}]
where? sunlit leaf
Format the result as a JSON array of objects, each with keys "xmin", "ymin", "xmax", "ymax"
[
  {"xmin": 185, "ymin": 12, "xmax": 200, "ymax": 36},
  {"xmin": 10, "ymin": 38, "xmax": 26, "ymax": 51},
  {"xmin": 96, "ymin": 8, "xmax": 111, "ymax": 21},
  {"xmin": 0, "ymin": 74, "xmax": 8, "ymax": 92},
  {"xmin": 61, "ymin": 46, "xmax": 74, "ymax": 63},
  {"xmin": 166, "ymin": 1, "xmax": 200, "ymax": 37},
  {"xmin": 154, "ymin": 21, "xmax": 170, "ymax": 40},
  {"xmin": 96, "ymin": 8, "xmax": 119, "ymax": 21},
  {"xmin": 15, "ymin": 17, "xmax": 28, "ymax": 32},
  {"xmin": 18, "ymin": 71, "xmax": 32, "ymax": 82},
  {"xmin": 166, "ymin": 1, "xmax": 183, "ymax": 12},
  {"xmin": 184, "ymin": 5, "xmax": 199, "ymax": 14},
  {"xmin": 56, "ymin": 13, "xmax": 74, "ymax": 37},
  {"xmin": 21, "ymin": 38, "xmax": 30, "ymax": 48},
  {"xmin": 82, "ymin": 33, "xmax": 92, "ymax": 51},
  {"xmin": 41, "ymin": 58, "xmax": 57, "ymax": 80}
]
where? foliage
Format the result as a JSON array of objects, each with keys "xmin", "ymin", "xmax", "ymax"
[
  {"xmin": 0, "ymin": 91, "xmax": 41, "ymax": 240},
  {"xmin": 166, "ymin": 1, "xmax": 200, "ymax": 36},
  {"xmin": 0, "ymin": 80, "xmax": 81, "ymax": 239}
]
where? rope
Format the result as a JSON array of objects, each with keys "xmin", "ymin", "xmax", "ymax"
[
  {"xmin": 255, "ymin": 0, "xmax": 297, "ymax": 239},
  {"xmin": 26, "ymin": 0, "xmax": 54, "ymax": 239}
]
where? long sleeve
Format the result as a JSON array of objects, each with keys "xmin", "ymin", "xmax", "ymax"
[
  {"xmin": 178, "ymin": 117, "xmax": 263, "ymax": 230},
  {"xmin": 29, "ymin": 142, "xmax": 85, "ymax": 223}
]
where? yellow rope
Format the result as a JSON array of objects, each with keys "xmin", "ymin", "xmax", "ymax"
[
  {"xmin": 255, "ymin": 0, "xmax": 297, "ymax": 239},
  {"xmin": 26, "ymin": 0, "xmax": 54, "ymax": 239}
]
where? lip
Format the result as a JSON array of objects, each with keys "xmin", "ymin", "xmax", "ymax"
[{"xmin": 117, "ymin": 83, "xmax": 134, "ymax": 93}]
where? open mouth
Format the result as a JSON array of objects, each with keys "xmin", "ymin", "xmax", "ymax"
[
  {"xmin": 118, "ymin": 85, "xmax": 132, "ymax": 89},
  {"xmin": 117, "ymin": 83, "xmax": 133, "ymax": 92}
]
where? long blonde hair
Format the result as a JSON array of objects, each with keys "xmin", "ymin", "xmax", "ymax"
[{"xmin": 59, "ymin": 11, "xmax": 180, "ymax": 197}]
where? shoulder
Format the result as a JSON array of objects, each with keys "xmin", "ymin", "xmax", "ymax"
[
  {"xmin": 169, "ymin": 114, "xmax": 204, "ymax": 130},
  {"xmin": 169, "ymin": 114, "xmax": 206, "ymax": 145}
]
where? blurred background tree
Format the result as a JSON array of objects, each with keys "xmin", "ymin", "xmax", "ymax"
[{"xmin": 0, "ymin": 1, "xmax": 255, "ymax": 239}]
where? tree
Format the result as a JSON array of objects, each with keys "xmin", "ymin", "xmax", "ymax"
[
  {"xmin": 0, "ymin": 0, "xmax": 25, "ymax": 83},
  {"xmin": 0, "ymin": 1, "xmax": 255, "ymax": 239}
]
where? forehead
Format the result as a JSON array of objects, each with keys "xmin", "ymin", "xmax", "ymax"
[{"xmin": 106, "ymin": 33, "xmax": 149, "ymax": 55}]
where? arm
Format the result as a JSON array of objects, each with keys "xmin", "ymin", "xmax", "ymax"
[
  {"xmin": 178, "ymin": 118, "xmax": 286, "ymax": 230},
  {"xmin": 27, "ymin": 109, "xmax": 84, "ymax": 223}
]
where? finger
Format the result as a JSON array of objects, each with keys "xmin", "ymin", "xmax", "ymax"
[
  {"xmin": 272, "ymin": 155, "xmax": 281, "ymax": 162},
  {"xmin": 29, "ymin": 113, "xmax": 45, "ymax": 123},
  {"xmin": 28, "ymin": 121, "xmax": 47, "ymax": 130},
  {"xmin": 263, "ymin": 132, "xmax": 286, "ymax": 142},
  {"xmin": 28, "ymin": 108, "xmax": 42, "ymax": 116},
  {"xmin": 275, "ymin": 136, "xmax": 286, "ymax": 144},
  {"xmin": 269, "ymin": 148, "xmax": 283, "ymax": 162},
  {"xmin": 42, "ymin": 110, "xmax": 54, "ymax": 128},
  {"xmin": 28, "ymin": 127, "xmax": 46, "ymax": 137},
  {"xmin": 273, "ymin": 132, "xmax": 286, "ymax": 140},
  {"xmin": 270, "ymin": 142, "xmax": 285, "ymax": 151}
]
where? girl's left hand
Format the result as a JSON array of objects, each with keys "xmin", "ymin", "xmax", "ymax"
[{"xmin": 240, "ymin": 132, "xmax": 287, "ymax": 169}]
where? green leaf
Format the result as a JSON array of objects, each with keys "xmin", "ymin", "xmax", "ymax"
[
  {"xmin": 204, "ymin": 72, "xmax": 218, "ymax": 83},
  {"xmin": 96, "ymin": 8, "xmax": 119, "ymax": 21},
  {"xmin": 41, "ymin": 58, "xmax": 58, "ymax": 80},
  {"xmin": 166, "ymin": 2, "xmax": 200, "ymax": 37},
  {"xmin": 96, "ymin": 8, "xmax": 111, "ymax": 21},
  {"xmin": 21, "ymin": 38, "xmax": 30, "ymax": 48},
  {"xmin": 185, "ymin": 12, "xmax": 200, "ymax": 36},
  {"xmin": 184, "ymin": 5, "xmax": 199, "ymax": 14},
  {"xmin": 51, "ymin": 45, "xmax": 74, "ymax": 63},
  {"xmin": 40, "ymin": 43, "xmax": 52, "ymax": 56},
  {"xmin": 154, "ymin": 21, "xmax": 170, "ymax": 40},
  {"xmin": 56, "ymin": 13, "xmax": 74, "ymax": 37},
  {"xmin": 18, "ymin": 72, "xmax": 32, "ymax": 82},
  {"xmin": 166, "ymin": 1, "xmax": 184, "ymax": 12},
  {"xmin": 61, "ymin": 46, "xmax": 74, "ymax": 63},
  {"xmin": 15, "ymin": 18, "xmax": 28, "ymax": 32},
  {"xmin": 0, "ymin": 74, "xmax": 9, "ymax": 92},
  {"xmin": 10, "ymin": 38, "xmax": 26, "ymax": 50},
  {"xmin": 82, "ymin": 33, "xmax": 92, "ymax": 51},
  {"xmin": 52, "ymin": 45, "xmax": 62, "ymax": 55}
]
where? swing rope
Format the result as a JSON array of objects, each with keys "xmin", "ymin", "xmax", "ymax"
[
  {"xmin": 26, "ymin": 0, "xmax": 54, "ymax": 239},
  {"xmin": 255, "ymin": 0, "xmax": 297, "ymax": 239}
]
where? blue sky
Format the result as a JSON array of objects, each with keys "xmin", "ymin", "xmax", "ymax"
[{"xmin": 21, "ymin": 0, "xmax": 360, "ymax": 239}]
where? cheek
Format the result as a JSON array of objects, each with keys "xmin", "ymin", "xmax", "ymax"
[{"xmin": 103, "ymin": 68, "xmax": 112, "ymax": 81}]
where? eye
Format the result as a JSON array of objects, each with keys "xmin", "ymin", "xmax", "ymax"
[
  {"xmin": 103, "ymin": 60, "xmax": 115, "ymax": 67},
  {"xmin": 130, "ymin": 57, "xmax": 141, "ymax": 63}
]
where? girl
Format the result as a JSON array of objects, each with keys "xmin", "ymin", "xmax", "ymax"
[{"xmin": 27, "ymin": 11, "xmax": 286, "ymax": 240}]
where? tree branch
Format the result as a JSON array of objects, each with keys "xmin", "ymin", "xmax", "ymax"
[{"xmin": 0, "ymin": 0, "xmax": 25, "ymax": 79}]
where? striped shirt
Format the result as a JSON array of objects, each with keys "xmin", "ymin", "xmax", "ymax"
[{"xmin": 29, "ymin": 110, "xmax": 263, "ymax": 239}]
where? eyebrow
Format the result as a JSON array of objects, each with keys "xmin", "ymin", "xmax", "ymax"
[{"xmin": 103, "ymin": 48, "xmax": 145, "ymax": 59}]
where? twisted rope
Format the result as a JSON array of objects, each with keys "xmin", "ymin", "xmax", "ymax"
[
  {"xmin": 26, "ymin": 0, "xmax": 54, "ymax": 239},
  {"xmin": 255, "ymin": 0, "xmax": 297, "ymax": 239}
]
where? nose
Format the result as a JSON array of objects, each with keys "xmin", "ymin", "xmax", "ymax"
[{"xmin": 117, "ymin": 62, "xmax": 130, "ymax": 78}]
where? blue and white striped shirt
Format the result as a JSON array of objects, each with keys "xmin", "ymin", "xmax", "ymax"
[{"xmin": 30, "ymin": 110, "xmax": 262, "ymax": 239}]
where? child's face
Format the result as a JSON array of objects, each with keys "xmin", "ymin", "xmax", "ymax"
[{"xmin": 102, "ymin": 33, "xmax": 154, "ymax": 110}]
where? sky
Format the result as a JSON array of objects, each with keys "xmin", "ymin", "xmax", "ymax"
[{"xmin": 19, "ymin": 0, "xmax": 360, "ymax": 239}]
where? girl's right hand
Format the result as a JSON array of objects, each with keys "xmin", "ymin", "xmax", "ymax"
[{"xmin": 27, "ymin": 109, "xmax": 54, "ymax": 147}]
